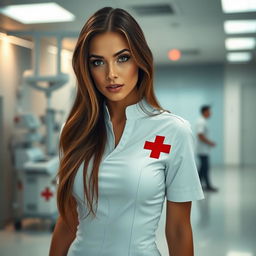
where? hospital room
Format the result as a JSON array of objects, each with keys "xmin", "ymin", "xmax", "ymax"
[{"xmin": 0, "ymin": 0, "xmax": 256, "ymax": 255}]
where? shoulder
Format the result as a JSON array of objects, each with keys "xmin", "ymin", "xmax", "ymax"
[
  {"xmin": 196, "ymin": 116, "xmax": 205, "ymax": 124},
  {"xmin": 149, "ymin": 110, "xmax": 192, "ymax": 136},
  {"xmin": 152, "ymin": 110, "xmax": 191, "ymax": 128}
]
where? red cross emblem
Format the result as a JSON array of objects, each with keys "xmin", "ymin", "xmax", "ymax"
[
  {"xmin": 144, "ymin": 135, "xmax": 171, "ymax": 159},
  {"xmin": 41, "ymin": 187, "xmax": 53, "ymax": 201}
]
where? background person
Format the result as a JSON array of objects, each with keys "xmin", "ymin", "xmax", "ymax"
[{"xmin": 195, "ymin": 105, "xmax": 218, "ymax": 192}]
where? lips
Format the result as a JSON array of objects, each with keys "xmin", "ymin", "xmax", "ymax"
[
  {"xmin": 106, "ymin": 84, "xmax": 124, "ymax": 93},
  {"xmin": 106, "ymin": 84, "xmax": 123, "ymax": 89}
]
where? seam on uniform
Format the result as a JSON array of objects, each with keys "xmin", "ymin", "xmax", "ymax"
[
  {"xmin": 98, "ymin": 196, "xmax": 109, "ymax": 256},
  {"xmin": 128, "ymin": 167, "xmax": 143, "ymax": 256},
  {"xmin": 168, "ymin": 113, "xmax": 186, "ymax": 123},
  {"xmin": 104, "ymin": 120, "xmax": 134, "ymax": 161}
]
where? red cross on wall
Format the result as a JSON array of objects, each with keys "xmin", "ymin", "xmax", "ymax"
[
  {"xmin": 144, "ymin": 135, "xmax": 171, "ymax": 159},
  {"xmin": 41, "ymin": 187, "xmax": 53, "ymax": 201}
]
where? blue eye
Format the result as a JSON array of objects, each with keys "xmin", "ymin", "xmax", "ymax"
[
  {"xmin": 117, "ymin": 54, "xmax": 130, "ymax": 63},
  {"xmin": 90, "ymin": 59, "xmax": 104, "ymax": 67}
]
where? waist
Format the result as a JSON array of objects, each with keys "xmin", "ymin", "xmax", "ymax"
[{"xmin": 68, "ymin": 239, "xmax": 161, "ymax": 256}]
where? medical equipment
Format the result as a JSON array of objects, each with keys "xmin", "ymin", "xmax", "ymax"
[{"xmin": 10, "ymin": 34, "xmax": 68, "ymax": 231}]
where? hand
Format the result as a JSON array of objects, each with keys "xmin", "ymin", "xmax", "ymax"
[{"xmin": 210, "ymin": 141, "xmax": 216, "ymax": 147}]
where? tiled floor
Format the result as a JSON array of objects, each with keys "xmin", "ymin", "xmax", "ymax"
[{"xmin": 0, "ymin": 166, "xmax": 255, "ymax": 256}]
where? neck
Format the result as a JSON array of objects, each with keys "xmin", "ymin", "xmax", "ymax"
[{"xmin": 106, "ymin": 89, "xmax": 140, "ymax": 124}]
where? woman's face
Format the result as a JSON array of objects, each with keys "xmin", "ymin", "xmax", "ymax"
[{"xmin": 88, "ymin": 32, "xmax": 139, "ymax": 103}]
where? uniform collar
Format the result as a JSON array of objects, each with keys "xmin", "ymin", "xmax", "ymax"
[{"xmin": 103, "ymin": 97, "xmax": 156, "ymax": 121}]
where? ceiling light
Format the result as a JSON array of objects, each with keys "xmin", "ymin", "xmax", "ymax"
[
  {"xmin": 225, "ymin": 38, "xmax": 256, "ymax": 50},
  {"xmin": 224, "ymin": 20, "xmax": 256, "ymax": 34},
  {"xmin": 221, "ymin": 0, "xmax": 256, "ymax": 13},
  {"xmin": 227, "ymin": 52, "xmax": 252, "ymax": 62},
  {"xmin": 227, "ymin": 251, "xmax": 253, "ymax": 256},
  {"xmin": 0, "ymin": 2, "xmax": 75, "ymax": 24}
]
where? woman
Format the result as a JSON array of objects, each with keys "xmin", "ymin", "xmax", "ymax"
[{"xmin": 49, "ymin": 7, "xmax": 204, "ymax": 256}]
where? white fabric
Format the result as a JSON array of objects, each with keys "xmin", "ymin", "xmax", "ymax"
[
  {"xmin": 195, "ymin": 116, "xmax": 210, "ymax": 155},
  {"xmin": 67, "ymin": 98, "xmax": 204, "ymax": 256}
]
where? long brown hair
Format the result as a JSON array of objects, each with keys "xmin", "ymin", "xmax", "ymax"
[{"xmin": 57, "ymin": 7, "xmax": 163, "ymax": 228}]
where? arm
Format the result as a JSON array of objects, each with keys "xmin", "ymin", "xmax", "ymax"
[
  {"xmin": 198, "ymin": 133, "xmax": 215, "ymax": 147},
  {"xmin": 49, "ymin": 198, "xmax": 78, "ymax": 256},
  {"xmin": 165, "ymin": 200, "xmax": 193, "ymax": 256}
]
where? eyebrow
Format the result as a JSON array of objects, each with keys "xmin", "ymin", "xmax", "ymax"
[{"xmin": 89, "ymin": 48, "xmax": 130, "ymax": 59}]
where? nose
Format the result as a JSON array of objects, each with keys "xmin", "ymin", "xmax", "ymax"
[{"xmin": 106, "ymin": 62, "xmax": 118, "ymax": 81}]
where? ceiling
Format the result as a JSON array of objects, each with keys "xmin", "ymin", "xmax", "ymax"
[{"xmin": 0, "ymin": 0, "xmax": 256, "ymax": 65}]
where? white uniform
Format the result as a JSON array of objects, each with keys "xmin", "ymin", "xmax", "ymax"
[
  {"xmin": 67, "ymin": 98, "xmax": 204, "ymax": 256},
  {"xmin": 195, "ymin": 116, "xmax": 210, "ymax": 156}
]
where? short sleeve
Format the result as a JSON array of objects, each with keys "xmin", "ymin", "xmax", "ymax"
[
  {"xmin": 196, "ymin": 119, "xmax": 205, "ymax": 134},
  {"xmin": 165, "ymin": 120, "xmax": 204, "ymax": 202}
]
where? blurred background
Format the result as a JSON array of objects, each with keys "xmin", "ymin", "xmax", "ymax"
[{"xmin": 0, "ymin": 0, "xmax": 255, "ymax": 255}]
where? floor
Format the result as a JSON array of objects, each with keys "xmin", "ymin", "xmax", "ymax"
[{"xmin": 0, "ymin": 166, "xmax": 255, "ymax": 256}]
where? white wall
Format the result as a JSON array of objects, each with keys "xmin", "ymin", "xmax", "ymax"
[
  {"xmin": 0, "ymin": 96, "xmax": 4, "ymax": 228},
  {"xmin": 224, "ymin": 64, "xmax": 256, "ymax": 166},
  {"xmin": 0, "ymin": 40, "xmax": 31, "ymax": 228}
]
